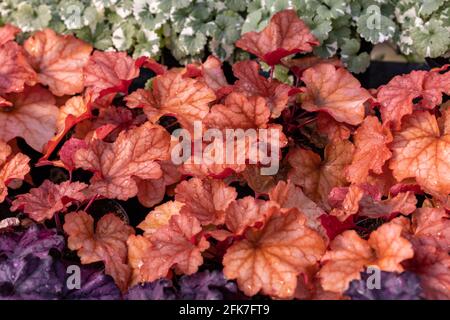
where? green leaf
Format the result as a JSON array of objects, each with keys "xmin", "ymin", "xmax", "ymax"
[
  {"xmin": 340, "ymin": 38, "xmax": 360, "ymax": 56},
  {"xmin": 225, "ymin": 0, "xmax": 247, "ymax": 12},
  {"xmin": 242, "ymin": 9, "xmax": 263, "ymax": 34},
  {"xmin": 410, "ymin": 19, "xmax": 450, "ymax": 57},
  {"xmin": 112, "ymin": 21, "xmax": 136, "ymax": 51},
  {"xmin": 344, "ymin": 52, "xmax": 370, "ymax": 74},
  {"xmin": 418, "ymin": 0, "xmax": 445, "ymax": 16},
  {"xmin": 357, "ymin": 10, "xmax": 397, "ymax": 44}
]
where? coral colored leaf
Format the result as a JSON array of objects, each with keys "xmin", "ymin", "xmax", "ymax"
[
  {"xmin": 288, "ymin": 141, "xmax": 354, "ymax": 208},
  {"xmin": 0, "ymin": 24, "xmax": 20, "ymax": 46},
  {"xmin": 205, "ymin": 92, "xmax": 270, "ymax": 130},
  {"xmin": 63, "ymin": 211, "xmax": 134, "ymax": 292},
  {"xmin": 318, "ymin": 231, "xmax": 372, "ymax": 294},
  {"xmin": 125, "ymin": 69, "xmax": 216, "ymax": 132},
  {"xmin": 319, "ymin": 222, "xmax": 413, "ymax": 293},
  {"xmin": 0, "ymin": 140, "xmax": 30, "ymax": 203},
  {"xmin": 186, "ymin": 56, "xmax": 232, "ymax": 99},
  {"xmin": 232, "ymin": 60, "xmax": 292, "ymax": 118},
  {"xmin": 136, "ymin": 178, "xmax": 166, "ymax": 208},
  {"xmin": 412, "ymin": 208, "xmax": 450, "ymax": 249},
  {"xmin": 346, "ymin": 116, "xmax": 393, "ymax": 184},
  {"xmin": 301, "ymin": 64, "xmax": 371, "ymax": 125},
  {"xmin": 57, "ymin": 138, "xmax": 88, "ymax": 172},
  {"xmin": 377, "ymin": 68, "xmax": 450, "ymax": 129},
  {"xmin": 137, "ymin": 200, "xmax": 184, "ymax": 237},
  {"xmin": 223, "ymin": 208, "xmax": 326, "ymax": 298},
  {"xmin": 24, "ymin": 29, "xmax": 92, "ymax": 96},
  {"xmin": 11, "ymin": 180, "xmax": 87, "ymax": 222},
  {"xmin": 329, "ymin": 185, "xmax": 417, "ymax": 221},
  {"xmin": 316, "ymin": 113, "xmax": 351, "ymax": 143},
  {"xmin": 175, "ymin": 178, "xmax": 237, "ymax": 226},
  {"xmin": 128, "ymin": 213, "xmax": 209, "ymax": 284},
  {"xmin": 389, "ymin": 111, "xmax": 450, "ymax": 195},
  {"xmin": 269, "ymin": 180, "xmax": 325, "ymax": 233},
  {"xmin": 0, "ymin": 41, "xmax": 37, "ymax": 94},
  {"xmin": 224, "ymin": 197, "xmax": 279, "ymax": 236},
  {"xmin": 0, "ymin": 96, "xmax": 12, "ymax": 108},
  {"xmin": 236, "ymin": 9, "xmax": 318, "ymax": 66},
  {"xmin": 0, "ymin": 140, "xmax": 11, "ymax": 165},
  {"xmin": 41, "ymin": 94, "xmax": 92, "ymax": 161},
  {"xmin": 74, "ymin": 122, "xmax": 170, "ymax": 200},
  {"xmin": 84, "ymin": 51, "xmax": 140, "ymax": 95},
  {"xmin": 0, "ymin": 85, "xmax": 58, "ymax": 152},
  {"xmin": 284, "ymin": 56, "xmax": 343, "ymax": 78},
  {"xmin": 137, "ymin": 160, "xmax": 181, "ymax": 208}
]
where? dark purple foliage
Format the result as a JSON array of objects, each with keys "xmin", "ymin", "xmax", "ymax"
[
  {"xmin": 125, "ymin": 279, "xmax": 176, "ymax": 300},
  {"xmin": 0, "ymin": 225, "xmax": 64, "ymax": 300},
  {"xmin": 345, "ymin": 270, "xmax": 423, "ymax": 300},
  {"xmin": 58, "ymin": 263, "xmax": 121, "ymax": 300},
  {"xmin": 0, "ymin": 225, "xmax": 120, "ymax": 300},
  {"xmin": 0, "ymin": 225, "xmax": 64, "ymax": 259},
  {"xmin": 125, "ymin": 270, "xmax": 238, "ymax": 300},
  {"xmin": 178, "ymin": 270, "xmax": 237, "ymax": 300}
]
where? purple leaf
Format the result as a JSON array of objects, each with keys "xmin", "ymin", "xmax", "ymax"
[
  {"xmin": 125, "ymin": 279, "xmax": 176, "ymax": 300},
  {"xmin": 178, "ymin": 270, "xmax": 237, "ymax": 300},
  {"xmin": 345, "ymin": 270, "xmax": 423, "ymax": 300}
]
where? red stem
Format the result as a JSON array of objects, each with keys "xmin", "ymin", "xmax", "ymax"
[{"xmin": 84, "ymin": 194, "xmax": 98, "ymax": 212}]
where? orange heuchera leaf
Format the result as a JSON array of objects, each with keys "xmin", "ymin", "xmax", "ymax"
[
  {"xmin": 137, "ymin": 160, "xmax": 181, "ymax": 208},
  {"xmin": 0, "ymin": 41, "xmax": 37, "ymax": 94},
  {"xmin": 125, "ymin": 69, "xmax": 216, "ymax": 131},
  {"xmin": 412, "ymin": 208, "xmax": 450, "ymax": 249},
  {"xmin": 73, "ymin": 122, "xmax": 170, "ymax": 200},
  {"xmin": 223, "ymin": 207, "xmax": 326, "ymax": 298},
  {"xmin": 269, "ymin": 180, "xmax": 326, "ymax": 233},
  {"xmin": 329, "ymin": 185, "xmax": 417, "ymax": 221},
  {"xmin": 345, "ymin": 116, "xmax": 393, "ymax": 184},
  {"xmin": 84, "ymin": 51, "xmax": 140, "ymax": 95},
  {"xmin": 224, "ymin": 197, "xmax": 279, "ymax": 237},
  {"xmin": 41, "ymin": 94, "xmax": 92, "ymax": 161},
  {"xmin": 204, "ymin": 92, "xmax": 270, "ymax": 130},
  {"xmin": 0, "ymin": 24, "xmax": 20, "ymax": 46},
  {"xmin": 137, "ymin": 200, "xmax": 184, "ymax": 237},
  {"xmin": 232, "ymin": 60, "xmax": 292, "ymax": 118},
  {"xmin": 55, "ymin": 138, "xmax": 87, "ymax": 172},
  {"xmin": 175, "ymin": 177, "xmax": 237, "ymax": 226},
  {"xmin": 0, "ymin": 85, "xmax": 58, "ymax": 151},
  {"xmin": 0, "ymin": 96, "xmax": 12, "ymax": 108},
  {"xmin": 236, "ymin": 9, "xmax": 318, "ymax": 66},
  {"xmin": 389, "ymin": 110, "xmax": 450, "ymax": 195},
  {"xmin": 0, "ymin": 140, "xmax": 30, "ymax": 203},
  {"xmin": 316, "ymin": 113, "xmax": 351, "ymax": 143},
  {"xmin": 377, "ymin": 68, "xmax": 450, "ymax": 129},
  {"xmin": 405, "ymin": 237, "xmax": 450, "ymax": 299},
  {"xmin": 284, "ymin": 56, "xmax": 343, "ymax": 78},
  {"xmin": 128, "ymin": 213, "xmax": 209, "ymax": 284},
  {"xmin": 318, "ymin": 222, "xmax": 413, "ymax": 293},
  {"xmin": 301, "ymin": 64, "xmax": 371, "ymax": 125},
  {"xmin": 63, "ymin": 211, "xmax": 134, "ymax": 291},
  {"xmin": 23, "ymin": 29, "xmax": 92, "ymax": 96},
  {"xmin": 288, "ymin": 140, "xmax": 354, "ymax": 208},
  {"xmin": 11, "ymin": 180, "xmax": 87, "ymax": 222},
  {"xmin": 185, "ymin": 56, "xmax": 232, "ymax": 98}
]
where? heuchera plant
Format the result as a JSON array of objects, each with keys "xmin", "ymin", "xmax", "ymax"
[{"xmin": 0, "ymin": 9, "xmax": 449, "ymax": 300}]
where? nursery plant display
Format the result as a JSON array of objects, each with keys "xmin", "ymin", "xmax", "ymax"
[
  {"xmin": 0, "ymin": 9, "xmax": 449, "ymax": 301},
  {"xmin": 0, "ymin": 0, "xmax": 449, "ymax": 72}
]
